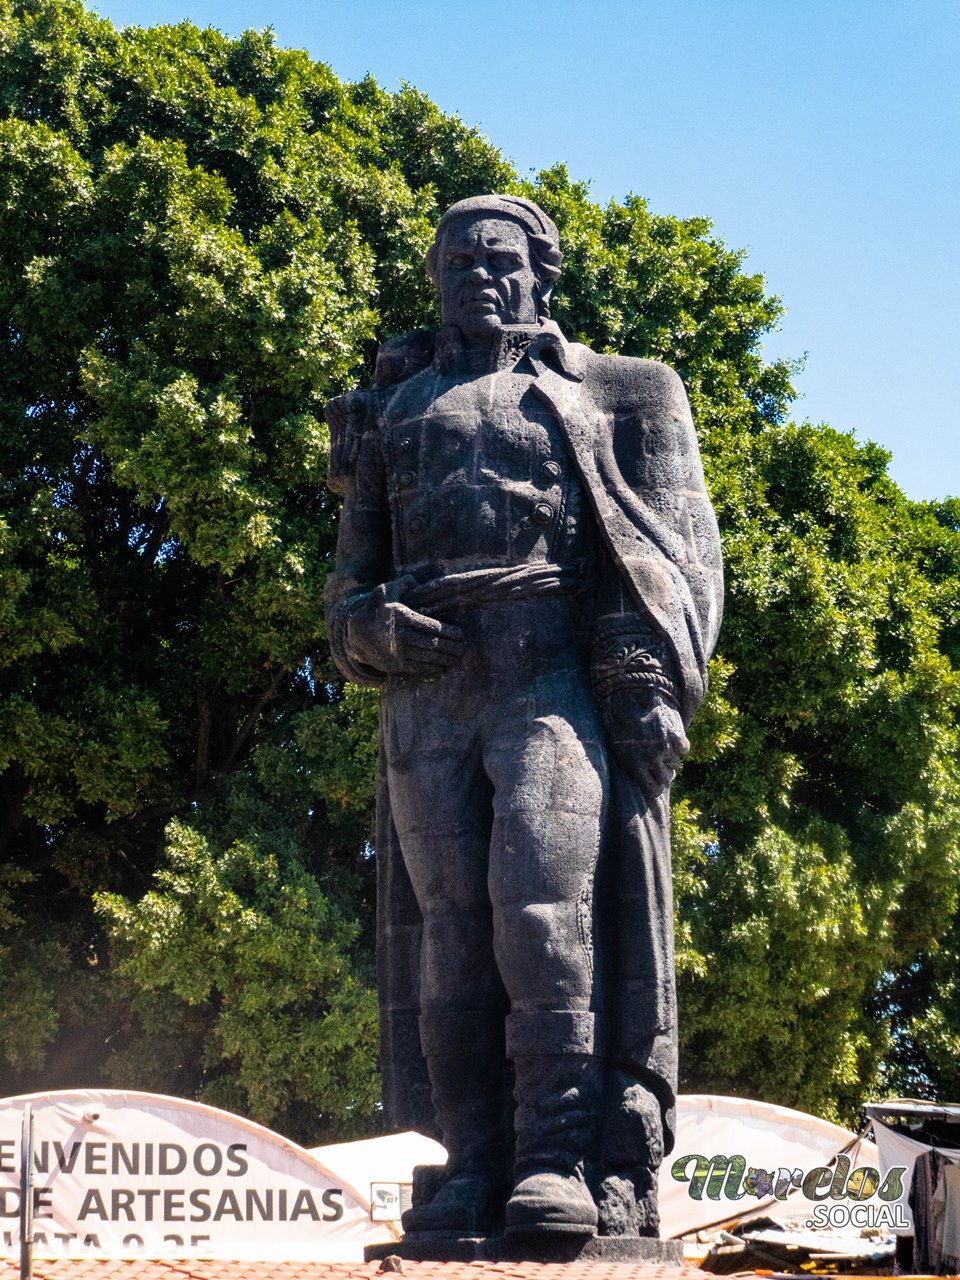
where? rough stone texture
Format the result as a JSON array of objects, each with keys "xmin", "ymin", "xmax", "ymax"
[{"xmin": 325, "ymin": 195, "xmax": 723, "ymax": 1253}]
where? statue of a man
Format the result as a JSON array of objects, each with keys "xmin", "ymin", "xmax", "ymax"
[{"xmin": 325, "ymin": 195, "xmax": 722, "ymax": 1244}]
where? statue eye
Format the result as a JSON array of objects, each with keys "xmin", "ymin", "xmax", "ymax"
[
  {"xmin": 489, "ymin": 252, "xmax": 521, "ymax": 270},
  {"xmin": 446, "ymin": 252, "xmax": 473, "ymax": 268}
]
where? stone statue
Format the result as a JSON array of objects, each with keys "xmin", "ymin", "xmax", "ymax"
[{"xmin": 325, "ymin": 195, "xmax": 723, "ymax": 1252}]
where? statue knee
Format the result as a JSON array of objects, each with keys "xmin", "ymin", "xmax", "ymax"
[{"xmin": 493, "ymin": 899, "xmax": 593, "ymax": 1001}]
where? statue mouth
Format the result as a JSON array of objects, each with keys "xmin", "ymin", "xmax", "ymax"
[{"xmin": 461, "ymin": 290, "xmax": 501, "ymax": 314}]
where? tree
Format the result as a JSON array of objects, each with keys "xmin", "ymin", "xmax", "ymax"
[
  {"xmin": 869, "ymin": 497, "xmax": 960, "ymax": 1102},
  {"xmin": 675, "ymin": 429, "xmax": 960, "ymax": 1117},
  {"xmin": 0, "ymin": 0, "xmax": 401, "ymax": 1135},
  {"xmin": 0, "ymin": 0, "xmax": 957, "ymax": 1133},
  {"xmin": 517, "ymin": 172, "xmax": 960, "ymax": 1120}
]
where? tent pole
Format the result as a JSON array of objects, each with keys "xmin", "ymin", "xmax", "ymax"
[{"xmin": 19, "ymin": 1102, "xmax": 33, "ymax": 1280}]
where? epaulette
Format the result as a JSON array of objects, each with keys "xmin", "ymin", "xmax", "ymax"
[{"xmin": 373, "ymin": 329, "xmax": 436, "ymax": 388}]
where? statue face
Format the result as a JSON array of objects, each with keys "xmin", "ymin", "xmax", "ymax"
[{"xmin": 436, "ymin": 215, "xmax": 538, "ymax": 340}]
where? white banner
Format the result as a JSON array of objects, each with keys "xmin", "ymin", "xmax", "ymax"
[
  {"xmin": 0, "ymin": 1090, "xmax": 396, "ymax": 1260},
  {"xmin": 659, "ymin": 1094, "xmax": 889, "ymax": 1237},
  {"xmin": 0, "ymin": 1089, "xmax": 896, "ymax": 1255}
]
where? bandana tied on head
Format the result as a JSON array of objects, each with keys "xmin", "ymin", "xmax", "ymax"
[{"xmin": 432, "ymin": 194, "xmax": 560, "ymax": 251}]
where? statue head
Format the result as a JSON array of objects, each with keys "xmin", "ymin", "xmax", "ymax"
[{"xmin": 426, "ymin": 195, "xmax": 562, "ymax": 342}]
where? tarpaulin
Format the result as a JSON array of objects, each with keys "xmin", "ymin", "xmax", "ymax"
[
  {"xmin": 0, "ymin": 1090, "xmax": 390, "ymax": 1260},
  {"xmin": 872, "ymin": 1118, "xmax": 960, "ymax": 1236}
]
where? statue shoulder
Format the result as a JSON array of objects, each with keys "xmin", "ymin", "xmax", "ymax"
[
  {"xmin": 577, "ymin": 347, "xmax": 690, "ymax": 415},
  {"xmin": 323, "ymin": 328, "xmax": 435, "ymax": 493},
  {"xmin": 324, "ymin": 388, "xmax": 377, "ymax": 495},
  {"xmin": 574, "ymin": 350, "xmax": 703, "ymax": 486},
  {"xmin": 374, "ymin": 328, "xmax": 436, "ymax": 388}
]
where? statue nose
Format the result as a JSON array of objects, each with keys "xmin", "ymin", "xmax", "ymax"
[{"xmin": 468, "ymin": 263, "xmax": 491, "ymax": 282}]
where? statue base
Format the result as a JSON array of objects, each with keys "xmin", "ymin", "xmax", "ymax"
[{"xmin": 365, "ymin": 1234, "xmax": 684, "ymax": 1264}]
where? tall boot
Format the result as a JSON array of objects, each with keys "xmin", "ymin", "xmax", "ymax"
[
  {"xmin": 503, "ymin": 1010, "xmax": 603, "ymax": 1237},
  {"xmin": 401, "ymin": 1011, "xmax": 509, "ymax": 1236}
]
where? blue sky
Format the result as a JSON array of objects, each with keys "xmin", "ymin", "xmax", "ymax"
[{"xmin": 92, "ymin": 0, "xmax": 959, "ymax": 501}]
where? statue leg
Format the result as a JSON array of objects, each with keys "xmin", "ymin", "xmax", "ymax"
[
  {"xmin": 505, "ymin": 1013, "xmax": 603, "ymax": 1236},
  {"xmin": 384, "ymin": 689, "xmax": 509, "ymax": 1233},
  {"xmin": 483, "ymin": 674, "xmax": 609, "ymax": 1236},
  {"xmin": 401, "ymin": 1010, "xmax": 511, "ymax": 1234}
]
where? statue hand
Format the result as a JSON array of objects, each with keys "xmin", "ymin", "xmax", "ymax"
[
  {"xmin": 346, "ymin": 582, "xmax": 466, "ymax": 677},
  {"xmin": 606, "ymin": 691, "xmax": 689, "ymax": 798}
]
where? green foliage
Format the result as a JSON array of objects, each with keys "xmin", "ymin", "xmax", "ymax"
[
  {"xmin": 96, "ymin": 821, "xmax": 379, "ymax": 1139},
  {"xmin": 675, "ymin": 425, "xmax": 960, "ymax": 1118},
  {"xmin": 530, "ymin": 165, "xmax": 796, "ymax": 436},
  {"xmin": 0, "ymin": 865, "xmax": 69, "ymax": 1070},
  {"xmin": 0, "ymin": 0, "xmax": 957, "ymax": 1131}
]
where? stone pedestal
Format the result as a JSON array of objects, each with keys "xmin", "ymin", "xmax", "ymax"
[{"xmin": 365, "ymin": 1234, "xmax": 684, "ymax": 1265}]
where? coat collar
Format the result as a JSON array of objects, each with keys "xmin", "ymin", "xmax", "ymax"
[{"xmin": 432, "ymin": 320, "xmax": 585, "ymax": 381}]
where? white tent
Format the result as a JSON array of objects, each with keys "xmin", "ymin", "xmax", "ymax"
[
  {"xmin": 0, "ymin": 1089, "xmax": 879, "ymax": 1262},
  {"xmin": 312, "ymin": 1094, "xmax": 880, "ymax": 1241},
  {"xmin": 309, "ymin": 1130, "xmax": 445, "ymax": 1237},
  {"xmin": 661, "ymin": 1093, "xmax": 878, "ymax": 1236},
  {"xmin": 0, "ymin": 1089, "xmax": 401, "ymax": 1261}
]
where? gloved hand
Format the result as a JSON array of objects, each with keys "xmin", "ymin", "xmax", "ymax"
[
  {"xmin": 346, "ymin": 580, "xmax": 466, "ymax": 677},
  {"xmin": 603, "ymin": 688, "xmax": 690, "ymax": 797}
]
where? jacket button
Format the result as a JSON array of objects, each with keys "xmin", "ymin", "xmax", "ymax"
[
  {"xmin": 540, "ymin": 460, "xmax": 561, "ymax": 481},
  {"xmin": 532, "ymin": 502, "xmax": 554, "ymax": 526},
  {"xmin": 409, "ymin": 515, "xmax": 426, "ymax": 533},
  {"xmin": 399, "ymin": 436, "xmax": 413, "ymax": 452},
  {"xmin": 399, "ymin": 471, "xmax": 416, "ymax": 488}
]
